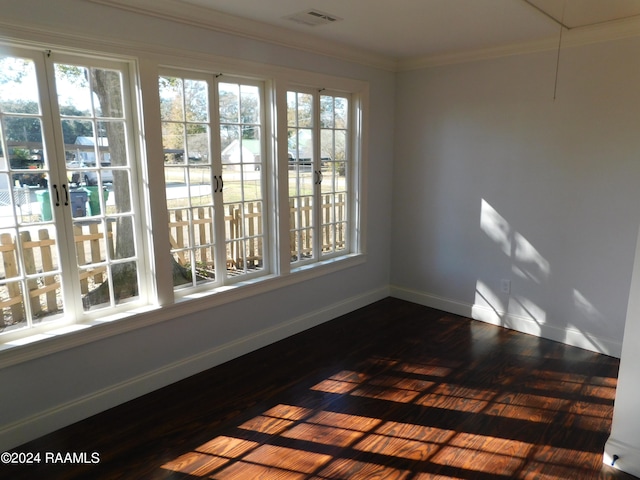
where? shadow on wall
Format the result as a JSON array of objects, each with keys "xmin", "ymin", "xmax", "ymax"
[{"xmin": 476, "ymin": 198, "xmax": 611, "ymax": 354}]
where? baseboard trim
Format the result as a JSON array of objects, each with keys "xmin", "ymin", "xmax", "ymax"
[
  {"xmin": 390, "ymin": 286, "xmax": 621, "ymax": 358},
  {"xmin": 0, "ymin": 286, "xmax": 390, "ymax": 451},
  {"xmin": 604, "ymin": 437, "xmax": 640, "ymax": 478}
]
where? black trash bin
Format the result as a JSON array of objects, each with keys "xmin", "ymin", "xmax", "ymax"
[{"xmin": 69, "ymin": 188, "xmax": 89, "ymax": 218}]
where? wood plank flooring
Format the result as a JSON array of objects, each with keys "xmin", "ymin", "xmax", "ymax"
[{"xmin": 3, "ymin": 297, "xmax": 637, "ymax": 479}]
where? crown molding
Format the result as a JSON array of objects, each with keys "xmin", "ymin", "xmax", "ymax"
[
  {"xmin": 397, "ymin": 37, "xmax": 558, "ymax": 71},
  {"xmin": 0, "ymin": 18, "xmax": 369, "ymax": 95},
  {"xmin": 87, "ymin": 0, "xmax": 397, "ymax": 71},
  {"xmin": 41, "ymin": 0, "xmax": 640, "ymax": 73},
  {"xmin": 398, "ymin": 13, "xmax": 640, "ymax": 71}
]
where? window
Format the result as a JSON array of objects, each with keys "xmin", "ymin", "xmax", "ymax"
[
  {"xmin": 0, "ymin": 48, "xmax": 145, "ymax": 337},
  {"xmin": 287, "ymin": 89, "xmax": 350, "ymax": 266},
  {"xmin": 0, "ymin": 39, "xmax": 364, "ymax": 350},
  {"xmin": 159, "ymin": 72, "xmax": 267, "ymax": 292}
]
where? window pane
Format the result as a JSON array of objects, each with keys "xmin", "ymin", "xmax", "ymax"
[
  {"xmin": 54, "ymin": 64, "xmax": 124, "ymax": 118},
  {"xmin": 0, "ymin": 54, "xmax": 66, "ymax": 331},
  {"xmin": 1, "ymin": 278, "xmax": 27, "ymax": 332},
  {"xmin": 0, "ymin": 226, "xmax": 64, "ymax": 330},
  {"xmin": 4, "ymin": 115, "xmax": 46, "ymax": 169},
  {"xmin": 161, "ymin": 74, "xmax": 216, "ymax": 289},
  {"xmin": 77, "ymin": 217, "xmax": 140, "ymax": 311},
  {"xmin": 55, "ymin": 60, "xmax": 141, "ymax": 311},
  {"xmin": 334, "ymin": 130, "xmax": 347, "ymax": 164},
  {"xmin": 242, "ymin": 162, "xmax": 261, "ymax": 202},
  {"xmin": 192, "ymin": 206, "xmax": 215, "ymax": 262},
  {"xmin": 240, "ymin": 85, "xmax": 260, "ymax": 124},
  {"xmin": 219, "ymin": 83, "xmax": 239, "ymax": 123},
  {"xmin": 114, "ymin": 261, "xmax": 138, "ymax": 305},
  {"xmin": 184, "ymin": 79, "xmax": 208, "ymax": 123},
  {"xmin": 165, "ymin": 166, "xmax": 186, "ymax": 185},
  {"xmin": 92, "ymin": 69, "xmax": 124, "ymax": 118},
  {"xmin": 224, "ymin": 196, "xmax": 265, "ymax": 276},
  {"xmin": 221, "ymin": 124, "xmax": 240, "ymax": 164},
  {"xmin": 98, "ymin": 120, "xmax": 127, "ymax": 165},
  {"xmin": 0, "ymin": 57, "xmax": 41, "ymax": 114},
  {"xmin": 219, "ymin": 80, "xmax": 266, "ymax": 278},
  {"xmin": 64, "ymin": 119, "xmax": 94, "ymax": 187},
  {"xmin": 188, "ymin": 166, "xmax": 213, "ymax": 197},
  {"xmin": 319, "ymin": 95, "xmax": 349, "ymax": 257},
  {"xmin": 163, "ymin": 122, "xmax": 186, "ymax": 164},
  {"xmin": 78, "ymin": 263, "xmax": 122, "ymax": 311},
  {"xmin": 186, "ymin": 124, "xmax": 209, "ymax": 164},
  {"xmin": 54, "ymin": 64, "xmax": 93, "ymax": 117},
  {"xmin": 3, "ymin": 114, "xmax": 49, "ymax": 224},
  {"xmin": 289, "ymin": 196, "xmax": 313, "ymax": 262},
  {"xmin": 334, "ymin": 97, "xmax": 349, "ymax": 128},
  {"xmin": 167, "ymin": 172, "xmax": 216, "ymax": 288},
  {"xmin": 288, "ymin": 91, "xmax": 316, "ymax": 264},
  {"xmin": 297, "ymin": 93, "xmax": 313, "ymax": 128},
  {"xmin": 288, "ymin": 90, "xmax": 350, "ymax": 263},
  {"xmin": 159, "ymin": 77, "xmax": 184, "ymax": 122},
  {"xmin": 320, "ymin": 96, "xmax": 334, "ymax": 128},
  {"xmin": 246, "ymin": 237, "xmax": 263, "ymax": 270},
  {"xmin": 336, "ymin": 221, "xmax": 347, "ymax": 252}
]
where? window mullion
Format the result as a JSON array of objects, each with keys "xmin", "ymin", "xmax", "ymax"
[
  {"xmin": 312, "ymin": 91, "xmax": 322, "ymax": 261},
  {"xmin": 41, "ymin": 52, "xmax": 86, "ymax": 319},
  {"xmin": 274, "ymin": 81, "xmax": 291, "ymax": 276},
  {"xmin": 211, "ymin": 76, "xmax": 227, "ymax": 286},
  {"xmin": 350, "ymin": 92, "xmax": 363, "ymax": 255},
  {"xmin": 139, "ymin": 60, "xmax": 173, "ymax": 306}
]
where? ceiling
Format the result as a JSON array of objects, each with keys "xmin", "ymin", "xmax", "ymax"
[{"xmin": 93, "ymin": 0, "xmax": 640, "ymax": 69}]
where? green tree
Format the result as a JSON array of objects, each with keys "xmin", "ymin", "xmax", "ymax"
[
  {"xmin": 1, "ymin": 100, "xmax": 41, "ymax": 147},
  {"xmin": 59, "ymin": 105, "xmax": 94, "ymax": 145},
  {"xmin": 159, "ymin": 76, "xmax": 209, "ymax": 163}
]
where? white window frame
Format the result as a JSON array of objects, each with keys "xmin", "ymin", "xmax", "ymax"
[
  {"xmin": 158, "ymin": 68, "xmax": 272, "ymax": 297},
  {"xmin": 0, "ymin": 33, "xmax": 368, "ymax": 366},
  {"xmin": 285, "ymin": 87, "xmax": 354, "ymax": 269},
  {"xmin": 0, "ymin": 45, "xmax": 151, "ymax": 345},
  {"xmin": 280, "ymin": 83, "xmax": 364, "ymax": 276}
]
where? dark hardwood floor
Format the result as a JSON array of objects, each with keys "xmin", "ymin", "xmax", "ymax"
[{"xmin": 3, "ymin": 298, "xmax": 637, "ymax": 479}]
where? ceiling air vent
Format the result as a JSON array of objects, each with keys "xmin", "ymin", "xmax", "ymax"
[{"xmin": 284, "ymin": 9, "xmax": 342, "ymax": 27}]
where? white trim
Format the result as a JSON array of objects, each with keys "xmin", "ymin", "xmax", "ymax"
[
  {"xmin": 88, "ymin": 0, "xmax": 396, "ymax": 71},
  {"xmin": 390, "ymin": 285, "xmax": 622, "ymax": 358},
  {"xmin": 351, "ymin": 88, "xmax": 368, "ymax": 256},
  {"xmin": 398, "ymin": 37, "xmax": 560, "ymax": 71},
  {"xmin": 3, "ymin": 1, "xmax": 640, "ymax": 74},
  {"xmin": 0, "ymin": 29, "xmax": 370, "ymax": 365},
  {"xmin": 89, "ymin": 0, "xmax": 640, "ymax": 72},
  {"xmin": 0, "ymin": 284, "xmax": 389, "ymax": 452},
  {"xmin": 0, "ymin": 20, "xmax": 369, "ymax": 93},
  {"xmin": 604, "ymin": 438, "xmax": 640, "ymax": 478},
  {"xmin": 0, "ymin": 254, "xmax": 366, "ymax": 368},
  {"xmin": 399, "ymin": 16, "xmax": 640, "ymax": 70}
]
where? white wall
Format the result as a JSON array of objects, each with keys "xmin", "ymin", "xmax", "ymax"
[
  {"xmin": 392, "ymin": 38, "xmax": 640, "ymax": 358},
  {"xmin": 393, "ymin": 39, "xmax": 640, "ymax": 475},
  {"xmin": 0, "ymin": 0, "xmax": 395, "ymax": 450}
]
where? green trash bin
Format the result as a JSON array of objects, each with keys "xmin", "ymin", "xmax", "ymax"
[
  {"xmin": 36, "ymin": 189, "xmax": 52, "ymax": 221},
  {"xmin": 85, "ymin": 186, "xmax": 109, "ymax": 216}
]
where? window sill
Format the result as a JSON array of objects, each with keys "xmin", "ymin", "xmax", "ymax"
[{"xmin": 0, "ymin": 253, "xmax": 365, "ymax": 369}]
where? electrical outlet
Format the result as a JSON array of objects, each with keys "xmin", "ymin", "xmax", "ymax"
[{"xmin": 500, "ymin": 279, "xmax": 511, "ymax": 294}]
